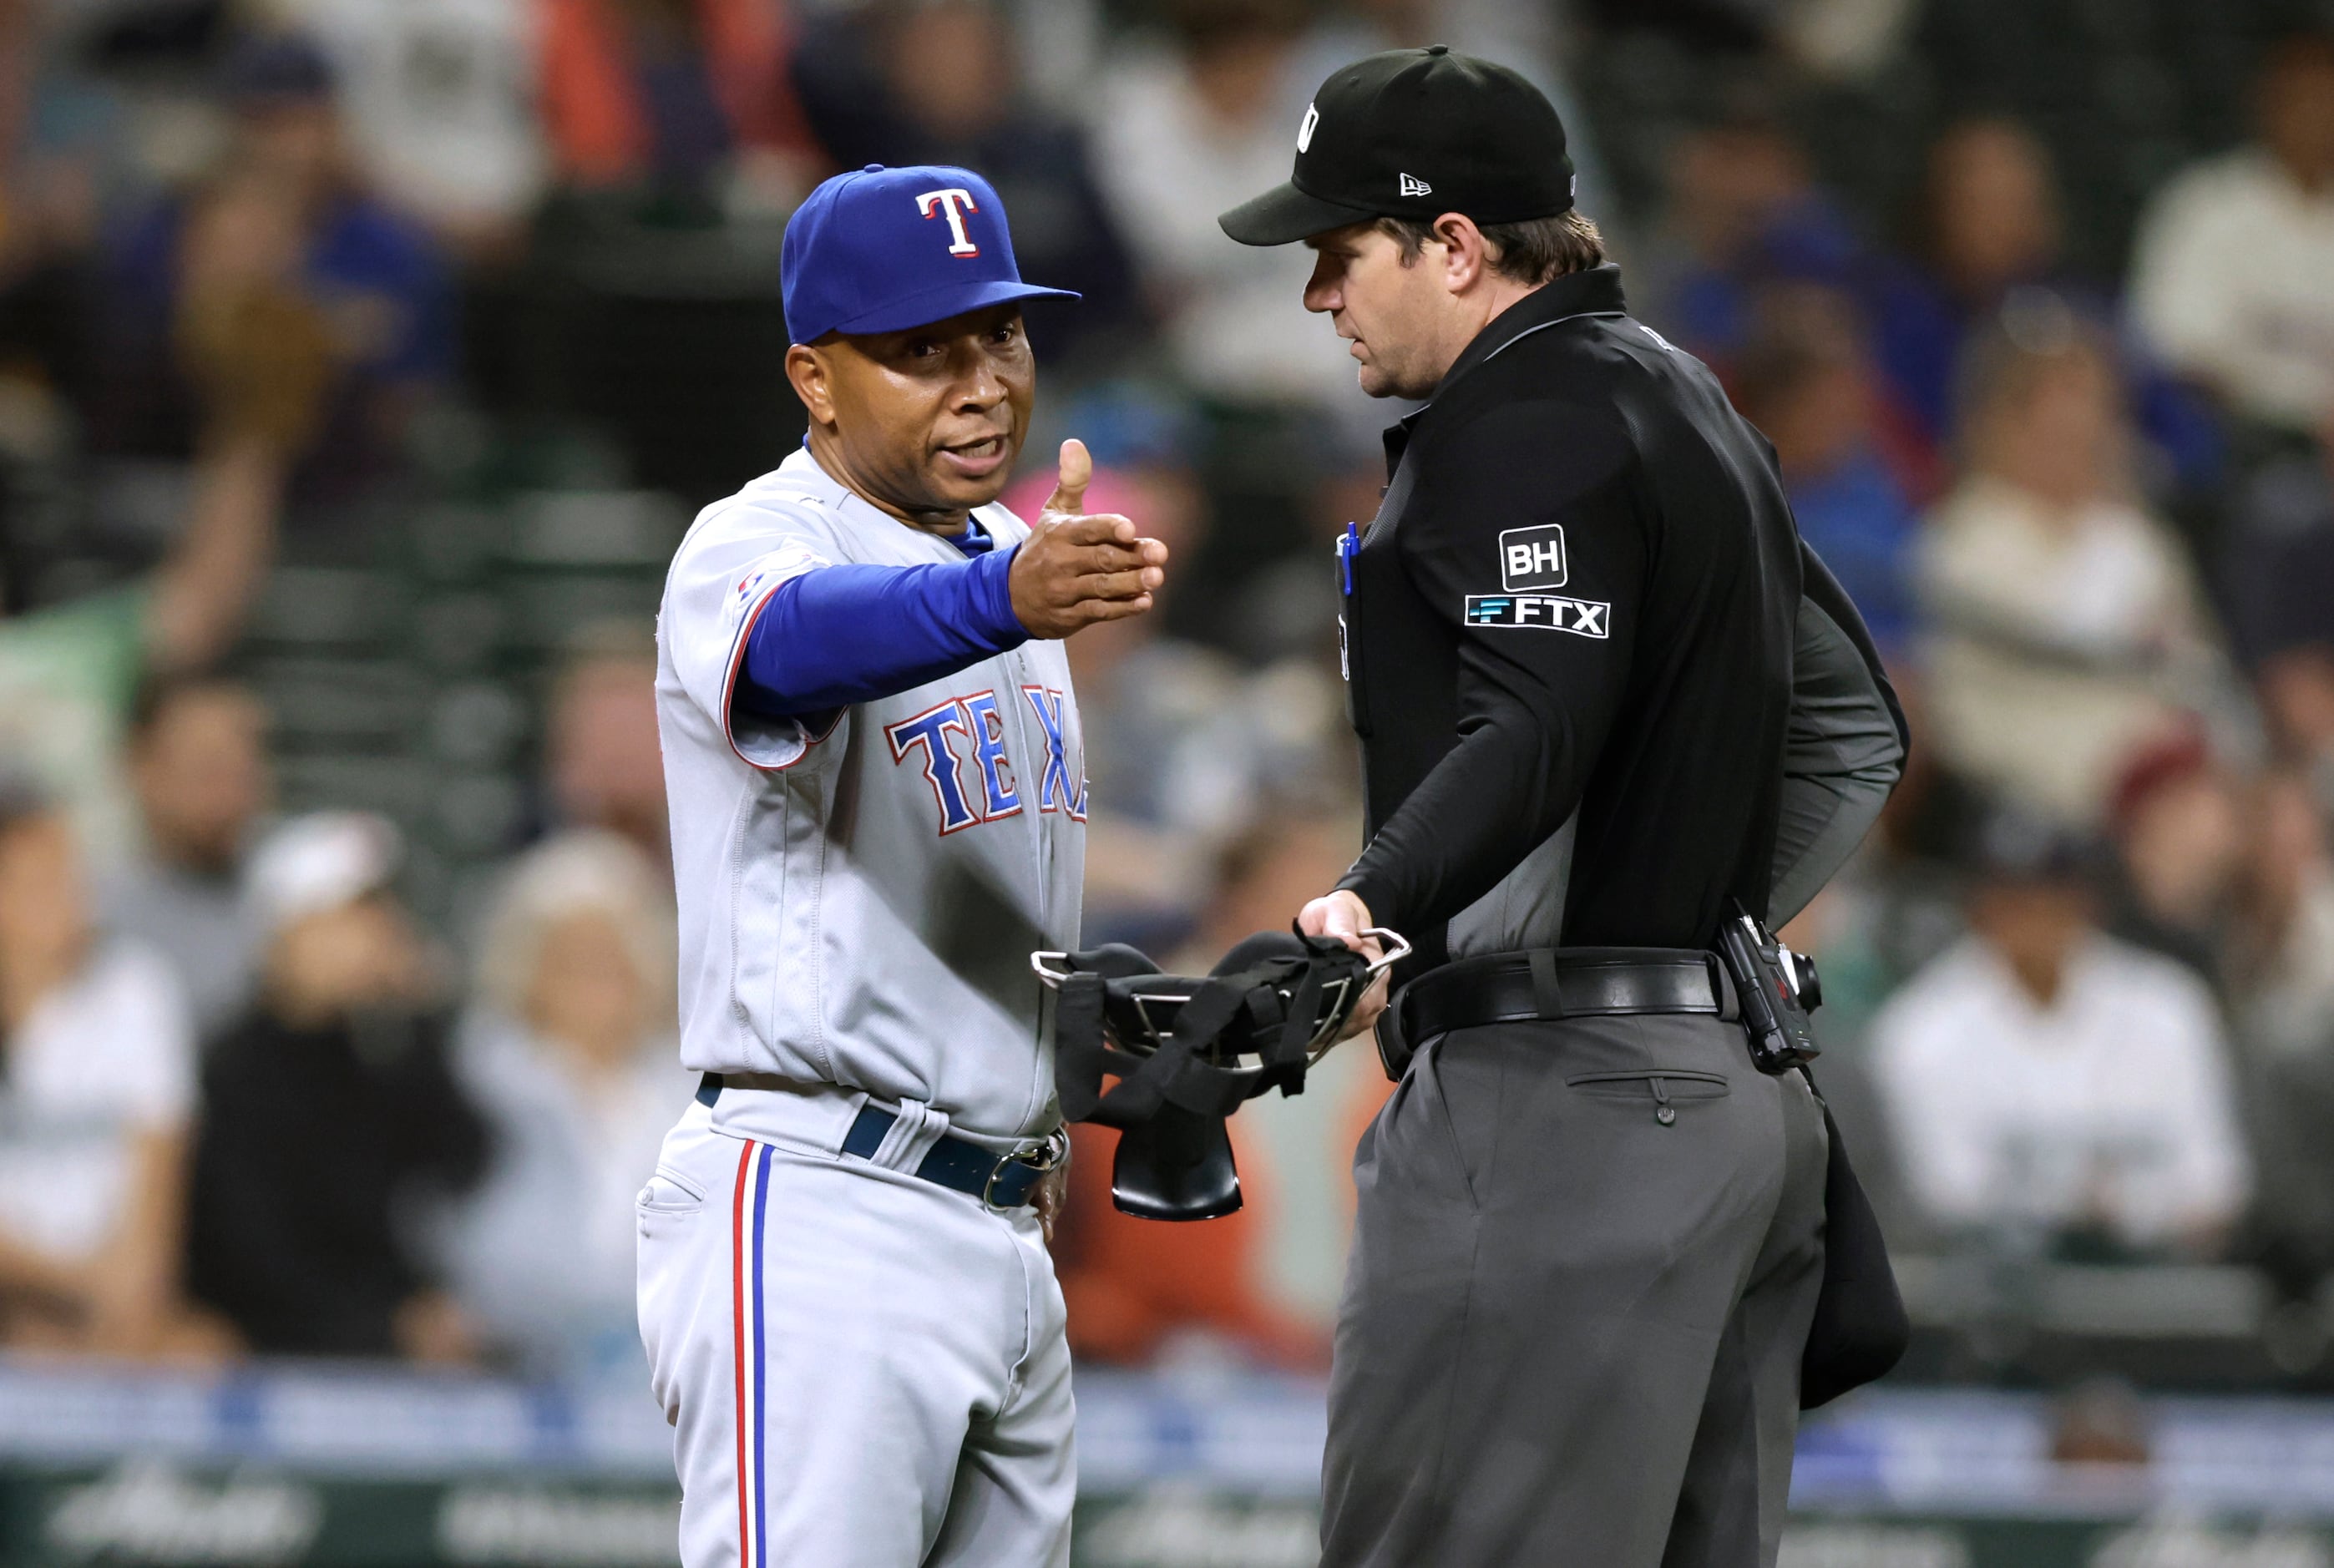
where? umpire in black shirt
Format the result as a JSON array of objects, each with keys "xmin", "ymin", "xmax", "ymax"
[{"xmin": 1221, "ymin": 48, "xmax": 1907, "ymax": 1568}]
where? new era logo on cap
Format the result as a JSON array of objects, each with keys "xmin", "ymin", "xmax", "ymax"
[{"xmin": 1399, "ymin": 172, "xmax": 1432, "ymax": 197}]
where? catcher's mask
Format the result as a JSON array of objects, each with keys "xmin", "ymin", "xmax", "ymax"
[{"xmin": 1031, "ymin": 926, "xmax": 1409, "ymax": 1221}]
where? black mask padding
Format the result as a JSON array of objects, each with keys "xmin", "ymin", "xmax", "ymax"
[
  {"xmin": 1048, "ymin": 929, "xmax": 1371, "ymax": 1221},
  {"xmin": 1213, "ymin": 929, "xmax": 1309, "ymax": 974},
  {"xmin": 1111, "ymin": 1108, "xmax": 1243, "ymax": 1222}
]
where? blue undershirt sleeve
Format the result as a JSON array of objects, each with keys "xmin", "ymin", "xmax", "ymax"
[{"xmin": 734, "ymin": 544, "xmax": 1030, "ymax": 720}]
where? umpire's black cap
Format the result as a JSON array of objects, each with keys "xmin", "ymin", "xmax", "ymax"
[{"xmin": 1218, "ymin": 46, "xmax": 1575, "ymax": 247}]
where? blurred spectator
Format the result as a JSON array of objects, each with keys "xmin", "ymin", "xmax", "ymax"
[
  {"xmin": 1076, "ymin": 637, "xmax": 1346, "ymax": 948},
  {"xmin": 1876, "ymin": 117, "xmax": 2218, "ymax": 493},
  {"xmin": 442, "ymin": 831, "xmax": 688, "ymax": 1378},
  {"xmin": 269, "ymin": 0, "xmax": 549, "ymax": 256},
  {"xmin": 1916, "ymin": 313, "xmax": 2225, "ymax": 824},
  {"xmin": 9, "ymin": 0, "xmax": 230, "ymax": 213},
  {"xmin": 1010, "ymin": 452, "xmax": 1226, "ymax": 942},
  {"xmin": 2102, "ymin": 730, "xmax": 2244, "ymax": 986},
  {"xmin": 787, "ymin": 0, "xmax": 1143, "ymax": 366},
  {"xmin": 100, "ymin": 32, "xmax": 448, "ymax": 498},
  {"xmin": 0, "ymin": 773, "xmax": 214, "ymax": 1358},
  {"xmin": 1088, "ymin": 9, "xmax": 1406, "ymax": 635},
  {"xmin": 2225, "ymin": 771, "xmax": 2334, "ymax": 1284},
  {"xmin": 1636, "ymin": 99, "xmax": 1865, "ymax": 371},
  {"xmin": 1086, "ymin": 0, "xmax": 1355, "ymax": 409},
  {"xmin": 1733, "ymin": 287, "xmax": 1922, "ymax": 653},
  {"xmin": 0, "ymin": 180, "xmax": 307, "ymax": 861},
  {"xmin": 542, "ymin": 618, "xmax": 668, "ymax": 880},
  {"xmin": 2129, "ymin": 32, "xmax": 2334, "ymax": 438},
  {"xmin": 2222, "ymin": 435, "xmax": 2334, "ymax": 808},
  {"xmin": 1576, "ymin": 0, "xmax": 1770, "ymax": 53},
  {"xmin": 100, "ymin": 674, "xmax": 272, "ymax": 1040},
  {"xmin": 0, "ymin": 0, "xmax": 29, "ymax": 154},
  {"xmin": 1772, "ymin": 0, "xmax": 1921, "ymax": 83},
  {"xmin": 2259, "ymin": 645, "xmax": 2334, "ymax": 815},
  {"xmin": 1581, "ymin": 0, "xmax": 1920, "ymax": 62},
  {"xmin": 1871, "ymin": 812, "xmax": 2250, "ymax": 1258},
  {"xmin": 1873, "ymin": 118, "xmax": 2068, "ymax": 448},
  {"xmin": 187, "ymin": 812, "xmax": 489, "ymax": 1361},
  {"xmin": 2224, "ymin": 431, "xmax": 2334, "ymax": 663},
  {"xmin": 0, "ymin": 9, "xmax": 106, "ymax": 451},
  {"xmin": 1005, "ymin": 395, "xmax": 1349, "ymax": 946},
  {"xmin": 537, "ymin": 0, "xmax": 817, "ymax": 206}
]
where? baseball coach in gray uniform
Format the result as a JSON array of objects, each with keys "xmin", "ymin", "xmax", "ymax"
[
  {"xmin": 638, "ymin": 164, "xmax": 1168, "ymax": 1568},
  {"xmin": 1221, "ymin": 49, "xmax": 1909, "ymax": 1568}
]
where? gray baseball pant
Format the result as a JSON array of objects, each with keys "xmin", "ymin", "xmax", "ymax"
[
  {"xmin": 1319, "ymin": 1014, "xmax": 1828, "ymax": 1568},
  {"xmin": 636, "ymin": 1090, "xmax": 1075, "ymax": 1568}
]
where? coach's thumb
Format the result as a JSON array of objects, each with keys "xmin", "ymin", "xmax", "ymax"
[{"xmin": 1041, "ymin": 438, "xmax": 1091, "ymax": 518}]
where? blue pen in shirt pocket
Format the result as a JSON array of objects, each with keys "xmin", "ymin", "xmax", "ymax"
[{"xmin": 1336, "ymin": 521, "xmax": 1371, "ymax": 737}]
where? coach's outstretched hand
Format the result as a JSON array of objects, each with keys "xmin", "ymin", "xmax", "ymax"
[{"xmin": 1010, "ymin": 439, "xmax": 1169, "ymax": 639}]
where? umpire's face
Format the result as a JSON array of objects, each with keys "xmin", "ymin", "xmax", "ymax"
[
  {"xmin": 1303, "ymin": 220, "xmax": 1459, "ymax": 402},
  {"xmin": 786, "ymin": 302, "xmax": 1035, "ymax": 528}
]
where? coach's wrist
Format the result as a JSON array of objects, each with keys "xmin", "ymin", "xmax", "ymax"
[{"xmin": 974, "ymin": 543, "xmax": 1034, "ymax": 645}]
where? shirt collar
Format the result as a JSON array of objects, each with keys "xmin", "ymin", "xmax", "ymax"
[
  {"xmin": 780, "ymin": 445, "xmax": 845, "ymax": 498},
  {"xmin": 1387, "ymin": 263, "xmax": 1630, "ymax": 465},
  {"xmin": 778, "ymin": 447, "xmax": 995, "ymax": 558}
]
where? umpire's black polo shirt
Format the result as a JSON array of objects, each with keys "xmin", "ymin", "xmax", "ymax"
[{"xmin": 1337, "ymin": 262, "xmax": 1802, "ymax": 972}]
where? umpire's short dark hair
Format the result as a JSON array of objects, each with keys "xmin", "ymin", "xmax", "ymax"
[{"xmin": 1374, "ymin": 209, "xmax": 1606, "ymax": 286}]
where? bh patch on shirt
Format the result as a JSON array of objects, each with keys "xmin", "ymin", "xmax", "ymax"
[{"xmin": 1500, "ymin": 524, "xmax": 1567, "ymax": 590}]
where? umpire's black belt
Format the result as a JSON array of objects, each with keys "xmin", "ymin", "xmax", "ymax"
[{"xmin": 1396, "ymin": 946, "xmax": 1735, "ymax": 1042}]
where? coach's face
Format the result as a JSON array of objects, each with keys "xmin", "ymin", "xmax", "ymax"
[
  {"xmin": 788, "ymin": 302, "xmax": 1035, "ymax": 529},
  {"xmin": 1303, "ymin": 222, "xmax": 1451, "ymax": 402}
]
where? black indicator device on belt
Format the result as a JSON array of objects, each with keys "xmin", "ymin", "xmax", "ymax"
[{"xmin": 1716, "ymin": 902, "xmax": 1821, "ymax": 1075}]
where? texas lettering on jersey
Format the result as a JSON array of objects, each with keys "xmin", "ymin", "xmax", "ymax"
[{"xmin": 885, "ymin": 685, "xmax": 1086, "ymax": 836}]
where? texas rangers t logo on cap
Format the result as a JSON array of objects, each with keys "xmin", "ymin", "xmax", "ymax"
[
  {"xmin": 917, "ymin": 188, "xmax": 981, "ymax": 257},
  {"xmin": 779, "ymin": 164, "xmax": 1079, "ymax": 345}
]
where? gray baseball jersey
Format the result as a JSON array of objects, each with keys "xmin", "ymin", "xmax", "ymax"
[{"xmin": 654, "ymin": 448, "xmax": 1086, "ymax": 1140}]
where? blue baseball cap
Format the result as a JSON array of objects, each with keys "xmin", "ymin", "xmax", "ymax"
[{"xmin": 781, "ymin": 164, "xmax": 1079, "ymax": 346}]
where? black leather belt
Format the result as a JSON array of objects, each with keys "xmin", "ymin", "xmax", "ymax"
[
  {"xmin": 693, "ymin": 1075, "xmax": 1063, "ymax": 1210},
  {"xmin": 840, "ymin": 1105, "xmax": 1063, "ymax": 1210},
  {"xmin": 1395, "ymin": 946, "xmax": 1733, "ymax": 1043}
]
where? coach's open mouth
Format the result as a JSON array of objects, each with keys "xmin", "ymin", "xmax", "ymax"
[{"xmin": 937, "ymin": 433, "xmax": 1011, "ymax": 478}]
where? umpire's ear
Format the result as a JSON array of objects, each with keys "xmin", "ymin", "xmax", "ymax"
[{"xmin": 785, "ymin": 341, "xmax": 837, "ymax": 427}]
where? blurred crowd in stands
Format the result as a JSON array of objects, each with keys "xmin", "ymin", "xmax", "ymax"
[{"xmin": 1, "ymin": 0, "xmax": 2333, "ymax": 1393}]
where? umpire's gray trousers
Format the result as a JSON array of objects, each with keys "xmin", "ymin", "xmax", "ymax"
[{"xmin": 1319, "ymin": 1013, "xmax": 1828, "ymax": 1568}]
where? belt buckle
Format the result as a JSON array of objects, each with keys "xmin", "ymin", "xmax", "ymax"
[{"xmin": 984, "ymin": 1126, "xmax": 1069, "ymax": 1212}]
